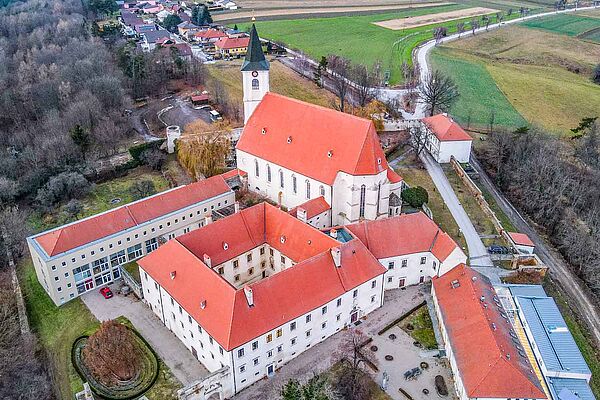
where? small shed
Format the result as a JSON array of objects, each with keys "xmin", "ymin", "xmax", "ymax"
[
  {"xmin": 191, "ymin": 93, "xmax": 209, "ymax": 106},
  {"xmin": 507, "ymin": 231, "xmax": 535, "ymax": 254}
]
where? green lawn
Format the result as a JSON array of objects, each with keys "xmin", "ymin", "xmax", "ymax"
[
  {"xmin": 28, "ymin": 167, "xmax": 171, "ymax": 233},
  {"xmin": 521, "ymin": 13, "xmax": 600, "ymax": 37},
  {"xmin": 240, "ymin": 4, "xmax": 495, "ymax": 85},
  {"xmin": 123, "ymin": 260, "xmax": 141, "ymax": 283},
  {"xmin": 430, "ymin": 47, "xmax": 526, "ymax": 129},
  {"xmin": 18, "ymin": 259, "xmax": 100, "ymax": 398},
  {"xmin": 399, "ymin": 305, "xmax": 438, "ymax": 349}
]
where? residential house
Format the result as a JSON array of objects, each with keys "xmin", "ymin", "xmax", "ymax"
[
  {"xmin": 420, "ymin": 113, "xmax": 473, "ymax": 163},
  {"xmin": 214, "ymin": 36, "xmax": 250, "ymax": 58}
]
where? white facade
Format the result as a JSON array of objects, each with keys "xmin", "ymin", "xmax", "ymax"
[
  {"xmin": 242, "ymin": 69, "xmax": 269, "ymax": 124},
  {"xmin": 28, "ymin": 189, "xmax": 235, "ymax": 306},
  {"xmin": 141, "ymin": 263, "xmax": 385, "ymax": 396},
  {"xmin": 237, "ymin": 150, "xmax": 403, "ymax": 227},
  {"xmin": 428, "ymin": 137, "xmax": 472, "ymax": 164}
]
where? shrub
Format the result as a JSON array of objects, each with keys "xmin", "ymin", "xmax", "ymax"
[
  {"xmin": 593, "ymin": 64, "xmax": 600, "ymax": 85},
  {"xmin": 35, "ymin": 172, "xmax": 91, "ymax": 210},
  {"xmin": 140, "ymin": 148, "xmax": 167, "ymax": 171},
  {"xmin": 129, "ymin": 180, "xmax": 157, "ymax": 200},
  {"xmin": 401, "ymin": 186, "xmax": 429, "ymax": 208},
  {"xmin": 128, "ymin": 140, "xmax": 165, "ymax": 162}
]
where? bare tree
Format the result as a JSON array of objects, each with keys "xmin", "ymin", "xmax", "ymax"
[
  {"xmin": 433, "ymin": 26, "xmax": 448, "ymax": 44},
  {"xmin": 409, "ymin": 123, "xmax": 434, "ymax": 156},
  {"xmin": 419, "ymin": 70, "xmax": 459, "ymax": 116},
  {"xmin": 351, "ymin": 64, "xmax": 375, "ymax": 107},
  {"xmin": 331, "ymin": 329, "xmax": 376, "ymax": 400},
  {"xmin": 471, "ymin": 19, "xmax": 480, "ymax": 35},
  {"xmin": 456, "ymin": 22, "xmax": 465, "ymax": 38},
  {"xmin": 326, "ymin": 55, "xmax": 351, "ymax": 112}
]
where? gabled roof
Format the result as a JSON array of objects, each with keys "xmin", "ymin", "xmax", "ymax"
[
  {"xmin": 345, "ymin": 212, "xmax": 462, "ymax": 262},
  {"xmin": 508, "ymin": 232, "xmax": 535, "ymax": 247},
  {"xmin": 33, "ymin": 176, "xmax": 232, "ymax": 258},
  {"xmin": 237, "ymin": 93, "xmax": 389, "ymax": 185},
  {"xmin": 387, "ymin": 168, "xmax": 403, "ymax": 184},
  {"xmin": 143, "ymin": 30, "xmax": 171, "ymax": 43},
  {"xmin": 215, "ymin": 36, "xmax": 250, "ymax": 50},
  {"xmin": 433, "ymin": 265, "xmax": 547, "ymax": 399},
  {"xmin": 422, "ymin": 114, "xmax": 472, "ymax": 142},
  {"xmin": 138, "ymin": 203, "xmax": 386, "ymax": 350},
  {"xmin": 194, "ymin": 28, "xmax": 227, "ymax": 39},
  {"xmin": 241, "ymin": 24, "xmax": 269, "ymax": 72},
  {"xmin": 177, "ymin": 21, "xmax": 197, "ymax": 29},
  {"xmin": 289, "ymin": 196, "xmax": 331, "ymax": 220}
]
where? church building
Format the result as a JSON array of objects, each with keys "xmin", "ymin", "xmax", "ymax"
[{"xmin": 235, "ymin": 25, "xmax": 404, "ymax": 228}]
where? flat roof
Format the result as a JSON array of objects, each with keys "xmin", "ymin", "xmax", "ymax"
[
  {"xmin": 548, "ymin": 377, "xmax": 595, "ymax": 400},
  {"xmin": 516, "ymin": 296, "xmax": 591, "ymax": 376},
  {"xmin": 508, "ymin": 284, "xmax": 548, "ymax": 298}
]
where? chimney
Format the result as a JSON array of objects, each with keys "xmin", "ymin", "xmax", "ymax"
[
  {"xmin": 331, "ymin": 247, "xmax": 341, "ymax": 268},
  {"xmin": 244, "ymin": 286, "xmax": 254, "ymax": 307},
  {"xmin": 170, "ymin": 271, "xmax": 176, "ymax": 280},
  {"xmin": 200, "ymin": 300, "xmax": 206, "ymax": 309},
  {"xmin": 297, "ymin": 207, "xmax": 307, "ymax": 223},
  {"xmin": 203, "ymin": 254, "xmax": 211, "ymax": 268},
  {"xmin": 234, "ymin": 201, "xmax": 240, "ymax": 213},
  {"xmin": 329, "ymin": 228, "xmax": 338, "ymax": 239},
  {"xmin": 204, "ymin": 212, "xmax": 213, "ymax": 226}
]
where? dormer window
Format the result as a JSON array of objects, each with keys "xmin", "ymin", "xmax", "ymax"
[
  {"xmin": 377, "ymin": 158, "xmax": 382, "ymax": 165},
  {"xmin": 327, "ymin": 150, "xmax": 333, "ymax": 158},
  {"xmin": 280, "ymin": 235, "xmax": 286, "ymax": 243},
  {"xmin": 287, "ymin": 136, "xmax": 292, "ymax": 144},
  {"xmin": 223, "ymin": 242, "xmax": 229, "ymax": 250},
  {"xmin": 261, "ymin": 128, "xmax": 267, "ymax": 135}
]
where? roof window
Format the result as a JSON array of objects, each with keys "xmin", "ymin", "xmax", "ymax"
[
  {"xmin": 261, "ymin": 128, "xmax": 267, "ymax": 135},
  {"xmin": 327, "ymin": 150, "xmax": 333, "ymax": 158},
  {"xmin": 287, "ymin": 136, "xmax": 292, "ymax": 144},
  {"xmin": 223, "ymin": 242, "xmax": 229, "ymax": 250}
]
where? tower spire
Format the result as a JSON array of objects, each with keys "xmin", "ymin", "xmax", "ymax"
[{"xmin": 241, "ymin": 24, "xmax": 269, "ymax": 72}]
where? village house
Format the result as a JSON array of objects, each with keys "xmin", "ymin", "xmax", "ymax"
[
  {"xmin": 138, "ymin": 202, "xmax": 387, "ymax": 398},
  {"xmin": 193, "ymin": 28, "xmax": 228, "ymax": 43},
  {"xmin": 214, "ymin": 36, "xmax": 250, "ymax": 58},
  {"xmin": 26, "ymin": 176, "xmax": 235, "ymax": 306},
  {"xmin": 507, "ymin": 231, "xmax": 535, "ymax": 254},
  {"xmin": 420, "ymin": 113, "xmax": 473, "ymax": 163},
  {"xmin": 142, "ymin": 29, "xmax": 171, "ymax": 50},
  {"xmin": 177, "ymin": 20, "xmax": 198, "ymax": 37}
]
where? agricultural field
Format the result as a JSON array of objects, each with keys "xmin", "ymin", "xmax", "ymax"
[
  {"xmin": 241, "ymin": 3, "xmax": 527, "ymax": 85},
  {"xmin": 374, "ymin": 6, "xmax": 499, "ymax": 29},
  {"xmin": 520, "ymin": 13, "xmax": 600, "ymax": 39},
  {"xmin": 207, "ymin": 58, "xmax": 337, "ymax": 108},
  {"xmin": 431, "ymin": 25, "xmax": 600, "ymax": 133}
]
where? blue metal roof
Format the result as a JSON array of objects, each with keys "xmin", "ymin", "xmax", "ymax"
[
  {"xmin": 517, "ymin": 296, "xmax": 591, "ymax": 376},
  {"xmin": 508, "ymin": 284, "xmax": 548, "ymax": 298},
  {"xmin": 548, "ymin": 377, "xmax": 595, "ymax": 400}
]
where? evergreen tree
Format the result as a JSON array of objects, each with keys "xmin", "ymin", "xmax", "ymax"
[
  {"xmin": 192, "ymin": 4, "xmax": 213, "ymax": 26},
  {"xmin": 70, "ymin": 124, "xmax": 90, "ymax": 160},
  {"xmin": 163, "ymin": 14, "xmax": 182, "ymax": 32}
]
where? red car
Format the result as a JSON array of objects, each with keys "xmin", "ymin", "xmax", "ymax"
[{"xmin": 100, "ymin": 287, "xmax": 113, "ymax": 299}]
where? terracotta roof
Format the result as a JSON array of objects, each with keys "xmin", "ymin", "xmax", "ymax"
[
  {"xmin": 422, "ymin": 114, "xmax": 472, "ymax": 142},
  {"xmin": 289, "ymin": 196, "xmax": 331, "ymax": 220},
  {"xmin": 387, "ymin": 168, "xmax": 402, "ymax": 184},
  {"xmin": 138, "ymin": 203, "xmax": 385, "ymax": 350},
  {"xmin": 194, "ymin": 28, "xmax": 227, "ymax": 39},
  {"xmin": 220, "ymin": 168, "xmax": 247, "ymax": 180},
  {"xmin": 432, "ymin": 265, "xmax": 546, "ymax": 399},
  {"xmin": 237, "ymin": 93, "xmax": 389, "ymax": 185},
  {"xmin": 508, "ymin": 232, "xmax": 535, "ymax": 247},
  {"xmin": 191, "ymin": 94, "xmax": 209, "ymax": 102},
  {"xmin": 34, "ymin": 176, "xmax": 232, "ymax": 257},
  {"xmin": 215, "ymin": 36, "xmax": 249, "ymax": 50},
  {"xmin": 346, "ymin": 212, "xmax": 461, "ymax": 262}
]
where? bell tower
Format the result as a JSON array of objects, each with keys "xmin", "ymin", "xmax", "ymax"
[{"xmin": 241, "ymin": 24, "xmax": 270, "ymax": 124}]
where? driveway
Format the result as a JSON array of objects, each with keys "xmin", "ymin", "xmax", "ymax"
[
  {"xmin": 419, "ymin": 153, "xmax": 494, "ymax": 267},
  {"xmin": 233, "ymin": 285, "xmax": 453, "ymax": 400},
  {"xmin": 82, "ymin": 282, "xmax": 209, "ymax": 386}
]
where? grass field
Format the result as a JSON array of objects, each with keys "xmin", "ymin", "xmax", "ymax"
[
  {"xmin": 241, "ymin": 3, "xmax": 518, "ymax": 85},
  {"xmin": 208, "ymin": 58, "xmax": 337, "ymax": 108},
  {"xmin": 399, "ymin": 305, "xmax": 437, "ymax": 349},
  {"xmin": 431, "ymin": 26, "xmax": 600, "ymax": 133},
  {"xmin": 521, "ymin": 13, "xmax": 600, "ymax": 37}
]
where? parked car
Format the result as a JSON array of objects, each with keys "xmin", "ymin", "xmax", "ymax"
[
  {"xmin": 488, "ymin": 245, "xmax": 509, "ymax": 254},
  {"xmin": 209, "ymin": 109, "xmax": 223, "ymax": 122},
  {"xmin": 100, "ymin": 287, "xmax": 113, "ymax": 299}
]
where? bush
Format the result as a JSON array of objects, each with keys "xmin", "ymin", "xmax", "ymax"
[
  {"xmin": 35, "ymin": 172, "xmax": 92, "ymax": 210},
  {"xmin": 140, "ymin": 148, "xmax": 167, "ymax": 171},
  {"xmin": 129, "ymin": 180, "xmax": 156, "ymax": 200},
  {"xmin": 128, "ymin": 140, "xmax": 165, "ymax": 162},
  {"xmin": 401, "ymin": 186, "xmax": 429, "ymax": 208}
]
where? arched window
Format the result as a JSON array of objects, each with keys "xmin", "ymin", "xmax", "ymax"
[
  {"xmin": 279, "ymin": 170, "xmax": 284, "ymax": 188},
  {"xmin": 292, "ymin": 175, "xmax": 297, "ymax": 194},
  {"xmin": 359, "ymin": 184, "xmax": 366, "ymax": 218},
  {"xmin": 267, "ymin": 164, "xmax": 272, "ymax": 182},
  {"xmin": 305, "ymin": 180, "xmax": 311, "ymax": 199},
  {"xmin": 252, "ymin": 78, "xmax": 259, "ymax": 90},
  {"xmin": 254, "ymin": 160, "xmax": 259, "ymax": 177},
  {"xmin": 319, "ymin": 185, "xmax": 325, "ymax": 197}
]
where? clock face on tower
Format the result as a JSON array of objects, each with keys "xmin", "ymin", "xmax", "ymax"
[{"xmin": 251, "ymin": 71, "xmax": 258, "ymax": 77}]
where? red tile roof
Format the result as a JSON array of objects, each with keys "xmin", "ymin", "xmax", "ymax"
[
  {"xmin": 215, "ymin": 36, "xmax": 249, "ymax": 50},
  {"xmin": 237, "ymin": 93, "xmax": 390, "ymax": 185},
  {"xmin": 138, "ymin": 203, "xmax": 385, "ymax": 350},
  {"xmin": 289, "ymin": 196, "xmax": 331, "ymax": 220},
  {"xmin": 34, "ymin": 176, "xmax": 232, "ymax": 257},
  {"xmin": 346, "ymin": 212, "xmax": 461, "ymax": 262},
  {"xmin": 422, "ymin": 114, "xmax": 472, "ymax": 142},
  {"xmin": 220, "ymin": 168, "xmax": 247, "ymax": 180},
  {"xmin": 387, "ymin": 168, "xmax": 403, "ymax": 184},
  {"xmin": 194, "ymin": 28, "xmax": 227, "ymax": 39},
  {"xmin": 432, "ymin": 265, "xmax": 546, "ymax": 399},
  {"xmin": 507, "ymin": 232, "xmax": 535, "ymax": 247}
]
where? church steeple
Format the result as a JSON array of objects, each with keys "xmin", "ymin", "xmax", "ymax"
[
  {"xmin": 241, "ymin": 24, "xmax": 269, "ymax": 72},
  {"xmin": 241, "ymin": 23, "xmax": 270, "ymax": 124}
]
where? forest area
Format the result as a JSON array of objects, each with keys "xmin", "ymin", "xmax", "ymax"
[{"xmin": 480, "ymin": 120, "xmax": 600, "ymax": 294}]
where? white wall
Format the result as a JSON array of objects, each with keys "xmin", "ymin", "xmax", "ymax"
[
  {"xmin": 438, "ymin": 141, "xmax": 472, "ymax": 164},
  {"xmin": 242, "ymin": 69, "xmax": 269, "ymax": 124}
]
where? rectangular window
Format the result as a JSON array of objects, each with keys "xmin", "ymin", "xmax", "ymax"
[
  {"xmin": 145, "ymin": 238, "xmax": 158, "ymax": 253},
  {"xmin": 218, "ymin": 267, "xmax": 224, "ymax": 275},
  {"xmin": 92, "ymin": 257, "xmax": 110, "ymax": 275},
  {"xmin": 291, "ymin": 337, "xmax": 297, "ymax": 346},
  {"xmin": 371, "ymin": 280, "xmax": 376, "ymax": 289},
  {"xmin": 240, "ymin": 365, "xmax": 246, "ymax": 373},
  {"xmin": 109, "ymin": 250, "xmax": 126, "ymax": 267},
  {"xmin": 402, "ymin": 259, "xmax": 408, "ymax": 268},
  {"xmin": 420, "ymin": 257, "xmax": 426, "ymax": 265},
  {"xmin": 306, "ymin": 314, "xmax": 311, "ymax": 323},
  {"xmin": 238, "ymin": 348, "xmax": 244, "ymax": 358},
  {"xmin": 290, "ymin": 321, "xmax": 296, "ymax": 331},
  {"xmin": 306, "ymin": 330, "xmax": 311, "ymax": 338},
  {"xmin": 252, "ymin": 341, "xmax": 258, "ymax": 350},
  {"xmin": 277, "ymin": 345, "xmax": 283, "ymax": 353},
  {"xmin": 253, "ymin": 358, "xmax": 259, "ymax": 366},
  {"xmin": 260, "ymin": 247, "xmax": 265, "ymax": 255},
  {"xmin": 321, "ymin": 322, "xmax": 326, "ymax": 329},
  {"xmin": 371, "ymin": 295, "xmax": 376, "ymax": 303},
  {"xmin": 266, "ymin": 334, "xmax": 272, "ymax": 343},
  {"xmin": 353, "ymin": 289, "xmax": 358, "ymax": 298},
  {"xmin": 127, "ymin": 244, "xmax": 143, "ymax": 261},
  {"xmin": 280, "ymin": 256, "xmax": 285, "ymax": 264},
  {"xmin": 247, "ymin": 253, "xmax": 252, "ymax": 262},
  {"xmin": 321, "ymin": 306, "xmax": 327, "ymax": 315},
  {"xmin": 388, "ymin": 261, "xmax": 395, "ymax": 270},
  {"xmin": 233, "ymin": 260, "xmax": 239, "ymax": 269},
  {"xmin": 276, "ymin": 328, "xmax": 282, "ymax": 338},
  {"xmin": 267, "ymin": 349, "xmax": 273, "ymax": 358},
  {"xmin": 337, "ymin": 298, "xmax": 342, "ymax": 307},
  {"xmin": 73, "ymin": 264, "xmax": 91, "ymax": 282}
]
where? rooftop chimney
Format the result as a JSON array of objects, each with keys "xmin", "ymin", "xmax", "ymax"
[
  {"xmin": 244, "ymin": 286, "xmax": 254, "ymax": 307},
  {"xmin": 203, "ymin": 254, "xmax": 211, "ymax": 268},
  {"xmin": 331, "ymin": 247, "xmax": 341, "ymax": 268},
  {"xmin": 170, "ymin": 271, "xmax": 176, "ymax": 280},
  {"xmin": 200, "ymin": 300, "xmax": 206, "ymax": 309},
  {"xmin": 330, "ymin": 228, "xmax": 338, "ymax": 239},
  {"xmin": 297, "ymin": 207, "xmax": 307, "ymax": 223},
  {"xmin": 234, "ymin": 202, "xmax": 240, "ymax": 213},
  {"xmin": 204, "ymin": 212, "xmax": 213, "ymax": 226}
]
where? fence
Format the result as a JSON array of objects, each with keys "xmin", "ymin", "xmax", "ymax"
[{"xmin": 120, "ymin": 266, "xmax": 143, "ymax": 299}]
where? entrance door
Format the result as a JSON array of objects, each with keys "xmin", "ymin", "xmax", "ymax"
[
  {"xmin": 350, "ymin": 311, "xmax": 359, "ymax": 323},
  {"xmin": 267, "ymin": 364, "xmax": 274, "ymax": 376},
  {"xmin": 419, "ymin": 276, "xmax": 424, "ymax": 284},
  {"xmin": 84, "ymin": 279, "xmax": 94, "ymax": 291},
  {"xmin": 399, "ymin": 278, "xmax": 406, "ymax": 288}
]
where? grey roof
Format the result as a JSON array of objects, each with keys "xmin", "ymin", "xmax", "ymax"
[
  {"xmin": 143, "ymin": 30, "xmax": 171, "ymax": 43},
  {"xmin": 508, "ymin": 284, "xmax": 548, "ymax": 298},
  {"xmin": 389, "ymin": 192, "xmax": 402, "ymax": 207},
  {"xmin": 241, "ymin": 24, "xmax": 269, "ymax": 72},
  {"xmin": 548, "ymin": 377, "xmax": 595, "ymax": 400},
  {"xmin": 517, "ymin": 296, "xmax": 591, "ymax": 376}
]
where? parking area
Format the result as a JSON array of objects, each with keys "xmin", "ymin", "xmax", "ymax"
[{"xmin": 82, "ymin": 281, "xmax": 209, "ymax": 386}]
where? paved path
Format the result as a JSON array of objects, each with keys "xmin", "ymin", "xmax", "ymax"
[
  {"xmin": 470, "ymin": 156, "xmax": 600, "ymax": 348},
  {"xmin": 82, "ymin": 282, "xmax": 209, "ymax": 386},
  {"xmin": 419, "ymin": 153, "xmax": 494, "ymax": 267}
]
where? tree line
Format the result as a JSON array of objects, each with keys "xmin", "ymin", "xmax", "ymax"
[{"xmin": 480, "ymin": 120, "xmax": 600, "ymax": 292}]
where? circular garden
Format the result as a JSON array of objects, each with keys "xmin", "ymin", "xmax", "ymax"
[{"xmin": 72, "ymin": 321, "xmax": 159, "ymax": 400}]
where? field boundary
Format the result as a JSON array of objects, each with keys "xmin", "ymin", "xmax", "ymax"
[{"xmin": 373, "ymin": 6, "xmax": 499, "ymax": 30}]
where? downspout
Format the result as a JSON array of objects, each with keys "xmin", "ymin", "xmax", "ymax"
[{"xmin": 230, "ymin": 347, "xmax": 237, "ymax": 395}]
